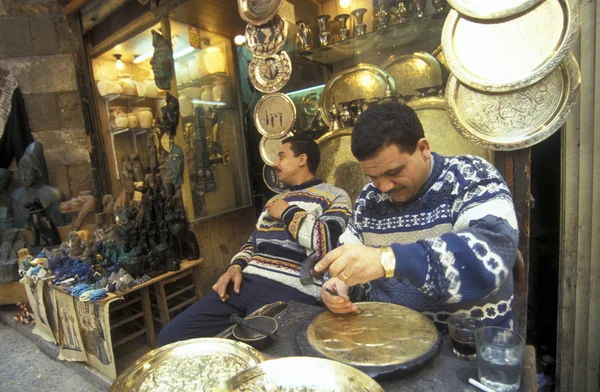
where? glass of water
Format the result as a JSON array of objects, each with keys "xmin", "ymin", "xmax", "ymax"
[{"xmin": 475, "ymin": 327, "xmax": 524, "ymax": 392}]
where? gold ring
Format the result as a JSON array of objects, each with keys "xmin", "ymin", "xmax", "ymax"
[{"xmin": 340, "ymin": 271, "xmax": 350, "ymax": 281}]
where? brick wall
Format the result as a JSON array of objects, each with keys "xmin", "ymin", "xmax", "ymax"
[{"xmin": 0, "ymin": 0, "xmax": 95, "ymax": 201}]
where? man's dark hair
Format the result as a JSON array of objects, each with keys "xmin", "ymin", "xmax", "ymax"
[
  {"xmin": 351, "ymin": 102, "xmax": 425, "ymax": 161},
  {"xmin": 282, "ymin": 133, "xmax": 321, "ymax": 174}
]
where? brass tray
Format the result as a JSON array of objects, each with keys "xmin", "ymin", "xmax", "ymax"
[
  {"xmin": 381, "ymin": 51, "xmax": 443, "ymax": 97},
  {"xmin": 249, "ymin": 50, "xmax": 292, "ymax": 93},
  {"xmin": 259, "ymin": 133, "xmax": 292, "ymax": 166},
  {"xmin": 319, "ymin": 64, "xmax": 395, "ymax": 126},
  {"xmin": 238, "ymin": 0, "xmax": 285, "ymax": 26},
  {"xmin": 253, "ymin": 92, "xmax": 296, "ymax": 138},
  {"xmin": 262, "ymin": 163, "xmax": 289, "ymax": 193},
  {"xmin": 297, "ymin": 302, "xmax": 441, "ymax": 379},
  {"xmin": 407, "ymin": 96, "xmax": 493, "ymax": 163},
  {"xmin": 222, "ymin": 357, "xmax": 384, "ymax": 391},
  {"xmin": 245, "ymin": 14, "xmax": 287, "ymax": 58},
  {"xmin": 109, "ymin": 338, "xmax": 266, "ymax": 392},
  {"xmin": 316, "ymin": 128, "xmax": 370, "ymax": 204},
  {"xmin": 446, "ymin": 0, "xmax": 542, "ymax": 19},
  {"xmin": 441, "ymin": 0, "xmax": 580, "ymax": 92},
  {"xmin": 445, "ymin": 52, "xmax": 581, "ymax": 150}
]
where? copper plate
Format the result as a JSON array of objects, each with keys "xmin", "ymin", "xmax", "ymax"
[
  {"xmin": 253, "ymin": 93, "xmax": 296, "ymax": 137},
  {"xmin": 381, "ymin": 51, "xmax": 443, "ymax": 97},
  {"xmin": 109, "ymin": 338, "xmax": 266, "ymax": 392},
  {"xmin": 407, "ymin": 96, "xmax": 493, "ymax": 162},
  {"xmin": 223, "ymin": 357, "xmax": 384, "ymax": 391},
  {"xmin": 316, "ymin": 128, "xmax": 369, "ymax": 204},
  {"xmin": 262, "ymin": 164, "xmax": 289, "ymax": 193},
  {"xmin": 320, "ymin": 64, "xmax": 396, "ymax": 126},
  {"xmin": 245, "ymin": 14, "xmax": 287, "ymax": 58},
  {"xmin": 445, "ymin": 52, "xmax": 581, "ymax": 150},
  {"xmin": 238, "ymin": 0, "xmax": 285, "ymax": 26},
  {"xmin": 446, "ymin": 0, "xmax": 542, "ymax": 19},
  {"xmin": 249, "ymin": 50, "xmax": 292, "ymax": 93},
  {"xmin": 442, "ymin": 0, "xmax": 580, "ymax": 92},
  {"xmin": 259, "ymin": 133, "xmax": 293, "ymax": 166}
]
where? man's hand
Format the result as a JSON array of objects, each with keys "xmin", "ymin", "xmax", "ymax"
[
  {"xmin": 314, "ymin": 244, "xmax": 385, "ymax": 286},
  {"xmin": 321, "ymin": 277, "xmax": 358, "ymax": 314},
  {"xmin": 265, "ymin": 198, "xmax": 289, "ymax": 220},
  {"xmin": 212, "ymin": 265, "xmax": 242, "ymax": 302}
]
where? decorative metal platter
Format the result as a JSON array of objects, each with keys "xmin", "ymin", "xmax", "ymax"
[
  {"xmin": 316, "ymin": 128, "xmax": 370, "ymax": 204},
  {"xmin": 253, "ymin": 92, "xmax": 296, "ymax": 137},
  {"xmin": 245, "ymin": 14, "xmax": 287, "ymax": 58},
  {"xmin": 381, "ymin": 51, "xmax": 443, "ymax": 97},
  {"xmin": 446, "ymin": 0, "xmax": 542, "ymax": 19},
  {"xmin": 249, "ymin": 50, "xmax": 292, "ymax": 93},
  {"xmin": 442, "ymin": 0, "xmax": 580, "ymax": 92},
  {"xmin": 238, "ymin": 0, "xmax": 285, "ymax": 26},
  {"xmin": 223, "ymin": 357, "xmax": 384, "ymax": 391},
  {"xmin": 109, "ymin": 338, "xmax": 266, "ymax": 392},
  {"xmin": 319, "ymin": 64, "xmax": 395, "ymax": 126},
  {"xmin": 445, "ymin": 52, "xmax": 581, "ymax": 151},
  {"xmin": 262, "ymin": 164, "xmax": 289, "ymax": 193},
  {"xmin": 297, "ymin": 302, "xmax": 441, "ymax": 379},
  {"xmin": 259, "ymin": 133, "xmax": 292, "ymax": 166},
  {"xmin": 407, "ymin": 96, "xmax": 493, "ymax": 162},
  {"xmin": 432, "ymin": 45, "xmax": 449, "ymax": 73}
]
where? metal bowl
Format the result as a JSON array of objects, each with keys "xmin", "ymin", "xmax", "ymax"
[{"xmin": 232, "ymin": 316, "xmax": 278, "ymax": 350}]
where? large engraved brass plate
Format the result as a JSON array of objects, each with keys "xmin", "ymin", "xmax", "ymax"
[
  {"xmin": 249, "ymin": 51, "xmax": 292, "ymax": 93},
  {"xmin": 238, "ymin": 0, "xmax": 285, "ymax": 26},
  {"xmin": 442, "ymin": 0, "xmax": 580, "ymax": 92},
  {"xmin": 259, "ymin": 133, "xmax": 292, "ymax": 166},
  {"xmin": 262, "ymin": 164, "xmax": 289, "ymax": 193},
  {"xmin": 109, "ymin": 338, "xmax": 266, "ymax": 392},
  {"xmin": 245, "ymin": 14, "xmax": 287, "ymax": 58},
  {"xmin": 306, "ymin": 302, "xmax": 439, "ymax": 367},
  {"xmin": 224, "ymin": 357, "xmax": 384, "ymax": 391},
  {"xmin": 408, "ymin": 96, "xmax": 493, "ymax": 163},
  {"xmin": 446, "ymin": 0, "xmax": 542, "ymax": 19},
  {"xmin": 316, "ymin": 128, "xmax": 369, "ymax": 204},
  {"xmin": 381, "ymin": 52, "xmax": 443, "ymax": 97},
  {"xmin": 445, "ymin": 52, "xmax": 581, "ymax": 150},
  {"xmin": 320, "ymin": 64, "xmax": 395, "ymax": 126},
  {"xmin": 254, "ymin": 92, "xmax": 296, "ymax": 137}
]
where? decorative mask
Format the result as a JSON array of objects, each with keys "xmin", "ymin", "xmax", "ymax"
[
  {"xmin": 166, "ymin": 143, "xmax": 184, "ymax": 186},
  {"xmin": 161, "ymin": 93, "xmax": 179, "ymax": 137},
  {"xmin": 150, "ymin": 30, "xmax": 174, "ymax": 90}
]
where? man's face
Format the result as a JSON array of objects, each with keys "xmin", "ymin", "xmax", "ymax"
[
  {"xmin": 360, "ymin": 139, "xmax": 431, "ymax": 202},
  {"xmin": 274, "ymin": 142, "xmax": 304, "ymax": 185}
]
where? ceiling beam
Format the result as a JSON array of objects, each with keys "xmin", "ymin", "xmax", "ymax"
[{"xmin": 62, "ymin": 0, "xmax": 92, "ymax": 15}]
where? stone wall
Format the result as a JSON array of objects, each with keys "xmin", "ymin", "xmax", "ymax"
[{"xmin": 0, "ymin": 0, "xmax": 95, "ymax": 201}]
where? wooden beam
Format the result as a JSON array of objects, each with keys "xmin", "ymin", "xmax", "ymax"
[
  {"xmin": 62, "ymin": 0, "xmax": 91, "ymax": 15},
  {"xmin": 81, "ymin": 0, "xmax": 129, "ymax": 34}
]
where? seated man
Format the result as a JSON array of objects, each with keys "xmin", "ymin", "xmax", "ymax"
[
  {"xmin": 159, "ymin": 134, "xmax": 352, "ymax": 346},
  {"xmin": 316, "ymin": 102, "xmax": 518, "ymax": 330}
]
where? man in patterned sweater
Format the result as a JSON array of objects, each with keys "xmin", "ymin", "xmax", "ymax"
[
  {"xmin": 315, "ymin": 102, "xmax": 518, "ymax": 329},
  {"xmin": 159, "ymin": 134, "xmax": 352, "ymax": 345}
]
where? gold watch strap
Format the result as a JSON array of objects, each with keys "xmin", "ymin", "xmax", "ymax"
[
  {"xmin": 228, "ymin": 264, "xmax": 242, "ymax": 271},
  {"xmin": 380, "ymin": 247, "xmax": 396, "ymax": 278}
]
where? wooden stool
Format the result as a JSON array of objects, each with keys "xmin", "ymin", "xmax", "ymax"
[{"xmin": 153, "ymin": 263, "xmax": 203, "ymax": 327}]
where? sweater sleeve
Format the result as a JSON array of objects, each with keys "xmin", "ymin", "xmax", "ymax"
[{"xmin": 229, "ymin": 229, "xmax": 257, "ymax": 269}]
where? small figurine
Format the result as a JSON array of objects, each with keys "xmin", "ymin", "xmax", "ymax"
[
  {"xmin": 161, "ymin": 93, "xmax": 180, "ymax": 137},
  {"xmin": 24, "ymin": 197, "xmax": 61, "ymax": 247},
  {"xmin": 59, "ymin": 191, "xmax": 96, "ymax": 229}
]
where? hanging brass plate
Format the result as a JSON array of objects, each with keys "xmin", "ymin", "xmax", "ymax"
[
  {"xmin": 262, "ymin": 163, "xmax": 289, "ymax": 193},
  {"xmin": 259, "ymin": 132, "xmax": 293, "ymax": 166},
  {"xmin": 441, "ymin": 0, "xmax": 580, "ymax": 92},
  {"xmin": 245, "ymin": 14, "xmax": 288, "ymax": 58},
  {"xmin": 253, "ymin": 92, "xmax": 296, "ymax": 137},
  {"xmin": 249, "ymin": 50, "xmax": 292, "ymax": 93},
  {"xmin": 381, "ymin": 52, "xmax": 443, "ymax": 97},
  {"xmin": 446, "ymin": 0, "xmax": 542, "ymax": 19},
  {"xmin": 238, "ymin": 0, "xmax": 285, "ymax": 26},
  {"xmin": 445, "ymin": 52, "xmax": 581, "ymax": 150}
]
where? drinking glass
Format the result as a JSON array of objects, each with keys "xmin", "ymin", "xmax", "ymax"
[
  {"xmin": 448, "ymin": 314, "xmax": 484, "ymax": 360},
  {"xmin": 475, "ymin": 326, "xmax": 524, "ymax": 392}
]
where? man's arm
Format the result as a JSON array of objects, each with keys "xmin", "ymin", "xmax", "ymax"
[{"xmin": 228, "ymin": 229, "xmax": 257, "ymax": 269}]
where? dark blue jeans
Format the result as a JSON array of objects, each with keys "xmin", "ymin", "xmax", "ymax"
[{"xmin": 158, "ymin": 274, "xmax": 318, "ymax": 346}]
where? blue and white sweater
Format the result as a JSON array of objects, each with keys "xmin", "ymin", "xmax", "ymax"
[
  {"xmin": 231, "ymin": 179, "xmax": 352, "ymax": 298},
  {"xmin": 340, "ymin": 153, "xmax": 519, "ymax": 328}
]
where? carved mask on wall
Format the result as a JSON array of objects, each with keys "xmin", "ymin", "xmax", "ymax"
[
  {"xmin": 150, "ymin": 30, "xmax": 174, "ymax": 90},
  {"xmin": 161, "ymin": 93, "xmax": 179, "ymax": 137},
  {"xmin": 166, "ymin": 142, "xmax": 184, "ymax": 186}
]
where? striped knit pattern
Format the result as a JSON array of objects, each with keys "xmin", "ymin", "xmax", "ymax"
[
  {"xmin": 231, "ymin": 179, "xmax": 352, "ymax": 298},
  {"xmin": 340, "ymin": 153, "xmax": 519, "ymax": 328}
]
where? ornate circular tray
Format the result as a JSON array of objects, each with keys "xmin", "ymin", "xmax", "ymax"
[
  {"xmin": 445, "ymin": 52, "xmax": 581, "ymax": 150},
  {"xmin": 297, "ymin": 302, "xmax": 441, "ymax": 379},
  {"xmin": 109, "ymin": 338, "xmax": 266, "ymax": 392},
  {"xmin": 253, "ymin": 92, "xmax": 296, "ymax": 137},
  {"xmin": 407, "ymin": 96, "xmax": 493, "ymax": 162},
  {"xmin": 442, "ymin": 0, "xmax": 580, "ymax": 92},
  {"xmin": 223, "ymin": 357, "xmax": 384, "ymax": 391},
  {"xmin": 262, "ymin": 164, "xmax": 289, "ymax": 193},
  {"xmin": 319, "ymin": 64, "xmax": 395, "ymax": 126},
  {"xmin": 446, "ymin": 0, "xmax": 542, "ymax": 19},
  {"xmin": 245, "ymin": 14, "xmax": 287, "ymax": 58},
  {"xmin": 238, "ymin": 0, "xmax": 285, "ymax": 26},
  {"xmin": 249, "ymin": 50, "xmax": 292, "ymax": 93},
  {"xmin": 316, "ymin": 128, "xmax": 370, "ymax": 204},
  {"xmin": 260, "ymin": 133, "xmax": 292, "ymax": 166},
  {"xmin": 382, "ymin": 51, "xmax": 443, "ymax": 97}
]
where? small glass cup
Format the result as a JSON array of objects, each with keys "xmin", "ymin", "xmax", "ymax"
[
  {"xmin": 448, "ymin": 314, "xmax": 484, "ymax": 360},
  {"xmin": 475, "ymin": 327, "xmax": 524, "ymax": 392}
]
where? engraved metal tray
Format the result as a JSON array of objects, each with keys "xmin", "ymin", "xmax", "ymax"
[
  {"xmin": 319, "ymin": 64, "xmax": 395, "ymax": 126},
  {"xmin": 238, "ymin": 0, "xmax": 285, "ymax": 26},
  {"xmin": 249, "ymin": 51, "xmax": 292, "ymax": 94},
  {"xmin": 263, "ymin": 163, "xmax": 289, "ymax": 193},
  {"xmin": 245, "ymin": 14, "xmax": 287, "ymax": 58},
  {"xmin": 381, "ymin": 52, "xmax": 443, "ymax": 97},
  {"xmin": 109, "ymin": 338, "xmax": 266, "ymax": 392},
  {"xmin": 222, "ymin": 357, "xmax": 384, "ymax": 391},
  {"xmin": 407, "ymin": 96, "xmax": 493, "ymax": 162},
  {"xmin": 254, "ymin": 92, "xmax": 296, "ymax": 137},
  {"xmin": 442, "ymin": 0, "xmax": 580, "ymax": 92},
  {"xmin": 445, "ymin": 52, "xmax": 581, "ymax": 150},
  {"xmin": 297, "ymin": 302, "xmax": 441, "ymax": 379},
  {"xmin": 260, "ymin": 133, "xmax": 292, "ymax": 166},
  {"xmin": 446, "ymin": 0, "xmax": 542, "ymax": 19}
]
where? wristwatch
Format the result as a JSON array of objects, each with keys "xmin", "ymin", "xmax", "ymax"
[
  {"xmin": 379, "ymin": 247, "xmax": 396, "ymax": 278},
  {"xmin": 228, "ymin": 264, "xmax": 242, "ymax": 272}
]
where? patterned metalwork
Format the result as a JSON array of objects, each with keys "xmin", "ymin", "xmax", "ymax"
[
  {"xmin": 249, "ymin": 51, "xmax": 292, "ymax": 93},
  {"xmin": 238, "ymin": 0, "xmax": 285, "ymax": 26},
  {"xmin": 260, "ymin": 133, "xmax": 293, "ymax": 166},
  {"xmin": 253, "ymin": 93, "xmax": 296, "ymax": 137},
  {"xmin": 262, "ymin": 164, "xmax": 289, "ymax": 193},
  {"xmin": 446, "ymin": 0, "xmax": 541, "ymax": 19},
  {"xmin": 245, "ymin": 14, "xmax": 288, "ymax": 58},
  {"xmin": 381, "ymin": 51, "xmax": 443, "ymax": 97}
]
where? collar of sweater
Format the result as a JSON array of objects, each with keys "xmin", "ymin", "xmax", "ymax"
[{"xmin": 288, "ymin": 178, "xmax": 323, "ymax": 191}]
